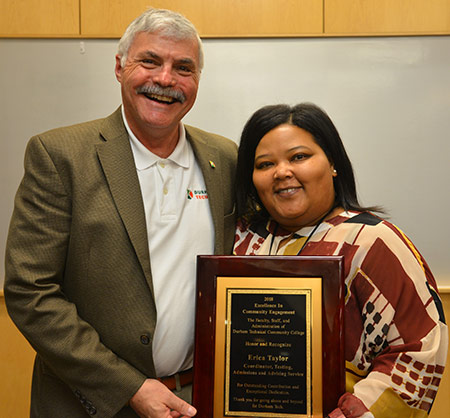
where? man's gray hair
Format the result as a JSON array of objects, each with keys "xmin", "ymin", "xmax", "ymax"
[{"xmin": 117, "ymin": 8, "xmax": 204, "ymax": 71}]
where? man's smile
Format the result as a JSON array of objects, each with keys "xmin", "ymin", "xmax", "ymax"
[
  {"xmin": 142, "ymin": 92, "xmax": 177, "ymax": 104},
  {"xmin": 137, "ymin": 84, "xmax": 186, "ymax": 104}
]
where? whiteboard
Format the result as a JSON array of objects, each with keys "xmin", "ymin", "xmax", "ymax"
[{"xmin": 1, "ymin": 36, "xmax": 449, "ymax": 287}]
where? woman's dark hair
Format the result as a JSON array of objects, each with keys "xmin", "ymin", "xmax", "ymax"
[{"xmin": 236, "ymin": 102, "xmax": 382, "ymax": 222}]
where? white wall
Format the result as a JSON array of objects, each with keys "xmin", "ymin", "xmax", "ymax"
[{"xmin": 1, "ymin": 36, "xmax": 449, "ymax": 287}]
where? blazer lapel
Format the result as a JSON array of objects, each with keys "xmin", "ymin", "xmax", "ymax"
[
  {"xmin": 95, "ymin": 109, "xmax": 154, "ymax": 295},
  {"xmin": 186, "ymin": 127, "xmax": 225, "ymax": 254}
]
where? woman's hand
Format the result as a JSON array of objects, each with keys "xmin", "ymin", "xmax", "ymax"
[{"xmin": 327, "ymin": 392, "xmax": 374, "ymax": 418}]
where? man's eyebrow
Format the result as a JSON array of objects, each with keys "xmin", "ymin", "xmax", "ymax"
[
  {"xmin": 135, "ymin": 51, "xmax": 197, "ymax": 70},
  {"xmin": 137, "ymin": 51, "xmax": 160, "ymax": 59},
  {"xmin": 177, "ymin": 57, "xmax": 195, "ymax": 64}
]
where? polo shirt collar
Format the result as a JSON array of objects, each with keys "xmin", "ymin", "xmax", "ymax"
[{"xmin": 122, "ymin": 106, "xmax": 190, "ymax": 171}]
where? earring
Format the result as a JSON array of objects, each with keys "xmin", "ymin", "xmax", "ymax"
[{"xmin": 333, "ymin": 169, "xmax": 337, "ymax": 175}]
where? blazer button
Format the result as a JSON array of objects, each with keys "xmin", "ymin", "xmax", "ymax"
[{"xmin": 140, "ymin": 335, "xmax": 150, "ymax": 345}]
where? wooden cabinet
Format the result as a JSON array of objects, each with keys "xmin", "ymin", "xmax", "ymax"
[
  {"xmin": 0, "ymin": 0, "xmax": 79, "ymax": 37},
  {"xmin": 325, "ymin": 0, "xmax": 450, "ymax": 35},
  {"xmin": 80, "ymin": 0, "xmax": 323, "ymax": 38},
  {"xmin": 1, "ymin": 0, "xmax": 449, "ymax": 38},
  {"xmin": 1, "ymin": 290, "xmax": 449, "ymax": 415},
  {"xmin": 0, "ymin": 293, "xmax": 35, "ymax": 417}
]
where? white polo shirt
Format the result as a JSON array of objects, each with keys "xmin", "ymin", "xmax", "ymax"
[{"xmin": 123, "ymin": 109, "xmax": 215, "ymax": 377}]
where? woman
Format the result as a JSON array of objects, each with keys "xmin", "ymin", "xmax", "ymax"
[{"xmin": 233, "ymin": 103, "xmax": 447, "ymax": 418}]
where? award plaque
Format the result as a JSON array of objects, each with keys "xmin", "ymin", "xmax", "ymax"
[{"xmin": 192, "ymin": 256, "xmax": 345, "ymax": 418}]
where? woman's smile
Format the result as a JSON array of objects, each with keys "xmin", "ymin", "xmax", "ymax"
[{"xmin": 274, "ymin": 185, "xmax": 302, "ymax": 196}]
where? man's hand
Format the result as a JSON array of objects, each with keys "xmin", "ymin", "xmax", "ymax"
[{"xmin": 129, "ymin": 379, "xmax": 197, "ymax": 418}]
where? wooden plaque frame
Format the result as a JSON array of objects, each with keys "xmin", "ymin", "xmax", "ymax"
[{"xmin": 193, "ymin": 255, "xmax": 345, "ymax": 418}]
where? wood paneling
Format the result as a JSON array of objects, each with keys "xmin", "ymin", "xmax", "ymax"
[
  {"xmin": 0, "ymin": 291, "xmax": 35, "ymax": 417},
  {"xmin": 325, "ymin": 0, "xmax": 450, "ymax": 35},
  {"xmin": 430, "ymin": 288, "xmax": 450, "ymax": 418},
  {"xmin": 2, "ymin": 0, "xmax": 450, "ymax": 38},
  {"xmin": 0, "ymin": 290, "xmax": 449, "ymax": 415},
  {"xmin": 80, "ymin": 0, "xmax": 323, "ymax": 38},
  {"xmin": 0, "ymin": 0, "xmax": 79, "ymax": 37}
]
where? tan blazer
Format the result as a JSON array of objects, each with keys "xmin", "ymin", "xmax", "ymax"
[{"xmin": 4, "ymin": 108, "xmax": 237, "ymax": 417}]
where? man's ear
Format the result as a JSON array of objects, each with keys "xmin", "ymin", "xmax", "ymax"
[{"xmin": 115, "ymin": 55, "xmax": 123, "ymax": 82}]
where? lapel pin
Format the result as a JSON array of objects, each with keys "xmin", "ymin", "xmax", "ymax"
[{"xmin": 209, "ymin": 160, "xmax": 216, "ymax": 169}]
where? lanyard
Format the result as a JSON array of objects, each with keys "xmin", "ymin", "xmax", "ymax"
[{"xmin": 268, "ymin": 208, "xmax": 334, "ymax": 256}]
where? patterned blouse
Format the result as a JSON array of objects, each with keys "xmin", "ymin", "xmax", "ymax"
[{"xmin": 234, "ymin": 210, "xmax": 448, "ymax": 417}]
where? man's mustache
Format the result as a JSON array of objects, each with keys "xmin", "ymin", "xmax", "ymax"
[{"xmin": 136, "ymin": 85, "xmax": 186, "ymax": 104}]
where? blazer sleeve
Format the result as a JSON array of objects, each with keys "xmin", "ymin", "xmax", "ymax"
[{"xmin": 4, "ymin": 135, "xmax": 146, "ymax": 417}]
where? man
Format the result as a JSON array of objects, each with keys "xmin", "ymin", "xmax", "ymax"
[{"xmin": 4, "ymin": 8, "xmax": 237, "ymax": 418}]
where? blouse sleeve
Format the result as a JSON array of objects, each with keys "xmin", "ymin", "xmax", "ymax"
[{"xmin": 343, "ymin": 221, "xmax": 448, "ymax": 417}]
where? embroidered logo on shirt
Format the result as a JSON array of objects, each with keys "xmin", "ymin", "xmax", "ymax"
[{"xmin": 186, "ymin": 189, "xmax": 208, "ymax": 200}]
